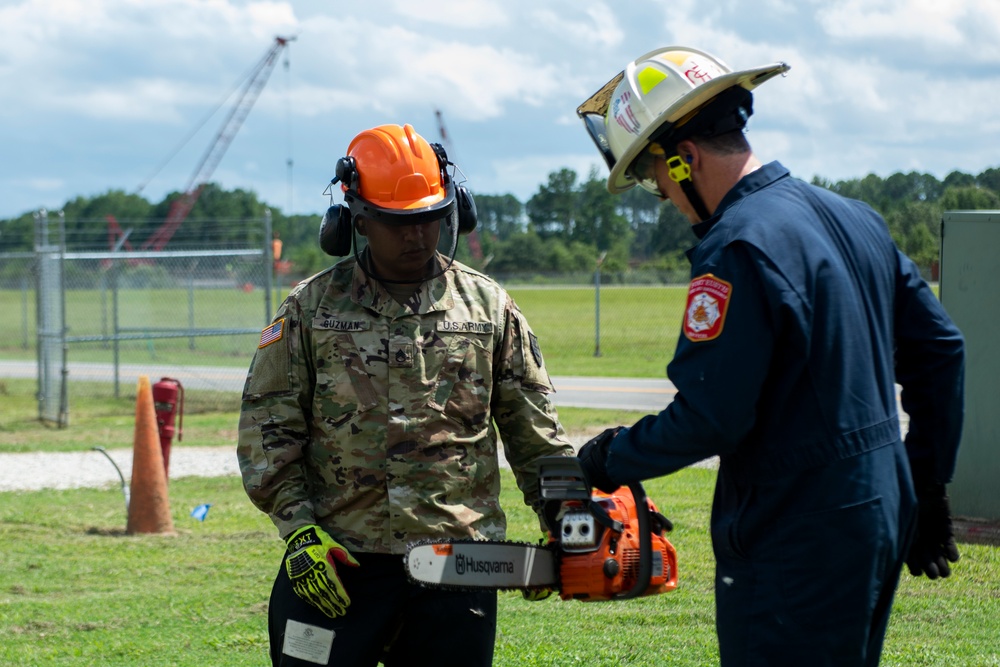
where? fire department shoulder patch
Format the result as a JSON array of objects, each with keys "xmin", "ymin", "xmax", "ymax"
[{"xmin": 683, "ymin": 274, "xmax": 732, "ymax": 342}]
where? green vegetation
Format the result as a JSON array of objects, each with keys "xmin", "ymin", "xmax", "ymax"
[
  {"xmin": 0, "ymin": 378, "xmax": 642, "ymax": 455},
  {"xmin": 1, "ymin": 349, "xmax": 998, "ymax": 665},
  {"xmin": 0, "ymin": 378, "xmax": 241, "ymax": 454},
  {"xmin": 0, "ymin": 286, "xmax": 266, "ymax": 364},
  {"xmin": 1, "ymin": 163, "xmax": 993, "ymax": 664},
  {"xmin": 1, "ymin": 466, "xmax": 997, "ymax": 665},
  {"xmin": 508, "ymin": 285, "xmax": 687, "ymax": 378},
  {"xmin": 4, "ymin": 165, "xmax": 999, "ymax": 285},
  {"xmin": 0, "ymin": 284, "xmax": 689, "ymax": 379}
]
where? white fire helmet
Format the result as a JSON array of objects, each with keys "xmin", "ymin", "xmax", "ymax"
[{"xmin": 577, "ymin": 46, "xmax": 790, "ymax": 193}]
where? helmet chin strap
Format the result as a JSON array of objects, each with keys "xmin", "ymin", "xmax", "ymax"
[{"xmin": 666, "ymin": 155, "xmax": 712, "ymax": 221}]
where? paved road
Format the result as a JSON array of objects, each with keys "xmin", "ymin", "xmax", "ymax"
[
  {"xmin": 0, "ymin": 360, "xmax": 685, "ymax": 493},
  {"xmin": 2, "ymin": 361, "xmax": 912, "ymax": 493},
  {"xmin": 0, "ymin": 360, "xmax": 676, "ymax": 413}
]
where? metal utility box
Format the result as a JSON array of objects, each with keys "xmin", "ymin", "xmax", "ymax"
[{"xmin": 939, "ymin": 211, "xmax": 1000, "ymax": 520}]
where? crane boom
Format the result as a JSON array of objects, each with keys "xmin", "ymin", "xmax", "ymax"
[{"xmin": 142, "ymin": 36, "xmax": 294, "ymax": 250}]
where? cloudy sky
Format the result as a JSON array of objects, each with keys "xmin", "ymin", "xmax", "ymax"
[{"xmin": 2, "ymin": 0, "xmax": 998, "ymax": 222}]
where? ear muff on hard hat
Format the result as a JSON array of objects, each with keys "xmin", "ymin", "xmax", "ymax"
[
  {"xmin": 455, "ymin": 185, "xmax": 478, "ymax": 235},
  {"xmin": 318, "ymin": 123, "xmax": 479, "ymax": 257},
  {"xmin": 576, "ymin": 45, "xmax": 789, "ymax": 195},
  {"xmin": 431, "ymin": 141, "xmax": 478, "ymax": 236},
  {"xmin": 318, "ymin": 204, "xmax": 353, "ymax": 256}
]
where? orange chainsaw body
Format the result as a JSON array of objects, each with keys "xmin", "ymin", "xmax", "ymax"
[{"xmin": 557, "ymin": 486, "xmax": 678, "ymax": 601}]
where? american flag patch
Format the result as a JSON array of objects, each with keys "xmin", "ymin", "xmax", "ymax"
[{"xmin": 258, "ymin": 319, "xmax": 285, "ymax": 349}]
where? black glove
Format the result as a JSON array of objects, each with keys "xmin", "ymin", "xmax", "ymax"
[
  {"xmin": 577, "ymin": 427, "xmax": 623, "ymax": 494},
  {"xmin": 906, "ymin": 478, "xmax": 960, "ymax": 580}
]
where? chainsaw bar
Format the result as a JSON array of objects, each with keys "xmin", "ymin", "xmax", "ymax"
[{"xmin": 404, "ymin": 539, "xmax": 558, "ymax": 592}]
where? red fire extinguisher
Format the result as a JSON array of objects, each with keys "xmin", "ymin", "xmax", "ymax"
[{"xmin": 152, "ymin": 377, "xmax": 184, "ymax": 479}]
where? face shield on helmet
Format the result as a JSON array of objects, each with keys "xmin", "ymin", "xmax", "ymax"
[
  {"xmin": 576, "ymin": 46, "xmax": 790, "ymax": 195},
  {"xmin": 629, "ymin": 142, "xmax": 669, "ymax": 196}
]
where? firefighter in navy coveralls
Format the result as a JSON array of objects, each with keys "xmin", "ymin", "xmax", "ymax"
[
  {"xmin": 575, "ymin": 47, "xmax": 965, "ymax": 666},
  {"xmin": 238, "ymin": 124, "xmax": 573, "ymax": 667}
]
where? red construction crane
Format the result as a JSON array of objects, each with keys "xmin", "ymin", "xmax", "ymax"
[{"xmin": 109, "ymin": 36, "xmax": 294, "ymax": 253}]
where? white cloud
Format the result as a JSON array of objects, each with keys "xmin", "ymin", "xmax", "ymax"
[
  {"xmin": 530, "ymin": 3, "xmax": 624, "ymax": 50},
  {"xmin": 0, "ymin": 0, "xmax": 298, "ymax": 121},
  {"xmin": 290, "ymin": 15, "xmax": 571, "ymax": 121},
  {"xmin": 818, "ymin": 0, "xmax": 967, "ymax": 44},
  {"xmin": 2, "ymin": 0, "xmax": 1000, "ymax": 220},
  {"xmin": 390, "ymin": 0, "xmax": 508, "ymax": 29},
  {"xmin": 483, "ymin": 153, "xmax": 606, "ymax": 200},
  {"xmin": 19, "ymin": 177, "xmax": 65, "ymax": 192}
]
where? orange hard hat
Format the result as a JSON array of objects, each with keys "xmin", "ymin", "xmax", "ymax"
[{"xmin": 340, "ymin": 123, "xmax": 456, "ymax": 224}]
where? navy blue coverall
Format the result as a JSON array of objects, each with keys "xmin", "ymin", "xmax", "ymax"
[{"xmin": 604, "ymin": 162, "xmax": 965, "ymax": 666}]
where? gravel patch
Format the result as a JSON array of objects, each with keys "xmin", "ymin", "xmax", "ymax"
[
  {"xmin": 0, "ymin": 446, "xmax": 242, "ymax": 492},
  {"xmin": 0, "ymin": 436, "xmax": 721, "ymax": 493}
]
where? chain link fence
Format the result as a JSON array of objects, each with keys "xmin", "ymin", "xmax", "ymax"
[
  {"xmin": 0, "ymin": 211, "xmax": 275, "ymax": 425},
  {"xmin": 3, "ymin": 209, "xmax": 943, "ymax": 428},
  {"xmin": 3, "ymin": 223, "xmax": 694, "ymax": 427}
]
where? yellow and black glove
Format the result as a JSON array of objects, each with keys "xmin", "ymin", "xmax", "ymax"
[
  {"xmin": 521, "ymin": 588, "xmax": 554, "ymax": 601},
  {"xmin": 284, "ymin": 525, "xmax": 359, "ymax": 618},
  {"xmin": 521, "ymin": 531, "xmax": 556, "ymax": 602}
]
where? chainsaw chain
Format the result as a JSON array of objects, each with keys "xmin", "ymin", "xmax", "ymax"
[{"xmin": 403, "ymin": 538, "xmax": 557, "ymax": 593}]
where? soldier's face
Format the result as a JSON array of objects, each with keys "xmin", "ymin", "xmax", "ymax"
[{"xmin": 357, "ymin": 216, "xmax": 441, "ymax": 283}]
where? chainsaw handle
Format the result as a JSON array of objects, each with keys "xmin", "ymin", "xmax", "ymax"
[{"xmin": 612, "ymin": 481, "xmax": 653, "ymax": 601}]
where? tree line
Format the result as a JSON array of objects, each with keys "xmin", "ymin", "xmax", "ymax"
[{"xmin": 2, "ymin": 165, "xmax": 998, "ymax": 282}]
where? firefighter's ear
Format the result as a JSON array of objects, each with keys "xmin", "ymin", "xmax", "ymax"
[{"xmin": 319, "ymin": 205, "xmax": 353, "ymax": 256}]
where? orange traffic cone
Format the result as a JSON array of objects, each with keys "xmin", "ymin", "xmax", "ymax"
[{"xmin": 126, "ymin": 375, "xmax": 176, "ymax": 535}]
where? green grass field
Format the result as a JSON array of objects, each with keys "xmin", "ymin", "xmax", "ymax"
[
  {"xmin": 0, "ymin": 284, "xmax": 687, "ymax": 377},
  {"xmin": 0, "ymin": 378, "xmax": 643, "ymax": 455},
  {"xmin": 1, "ymin": 465, "xmax": 997, "ymax": 666},
  {"xmin": 508, "ymin": 286, "xmax": 687, "ymax": 378},
  {"xmin": 3, "ymin": 282, "xmax": 991, "ymax": 666}
]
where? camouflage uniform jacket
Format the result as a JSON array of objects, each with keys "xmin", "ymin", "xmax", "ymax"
[{"xmin": 237, "ymin": 255, "xmax": 573, "ymax": 553}]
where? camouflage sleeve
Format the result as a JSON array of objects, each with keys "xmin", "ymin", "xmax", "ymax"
[
  {"xmin": 492, "ymin": 295, "xmax": 574, "ymax": 530},
  {"xmin": 236, "ymin": 296, "xmax": 316, "ymax": 539}
]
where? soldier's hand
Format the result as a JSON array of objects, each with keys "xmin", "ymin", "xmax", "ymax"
[
  {"xmin": 906, "ymin": 482, "xmax": 960, "ymax": 580},
  {"xmin": 521, "ymin": 588, "xmax": 555, "ymax": 601},
  {"xmin": 522, "ymin": 531, "xmax": 557, "ymax": 601},
  {"xmin": 284, "ymin": 525, "xmax": 359, "ymax": 618},
  {"xmin": 577, "ymin": 427, "xmax": 623, "ymax": 494}
]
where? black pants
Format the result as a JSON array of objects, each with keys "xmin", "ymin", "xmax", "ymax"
[{"xmin": 268, "ymin": 552, "xmax": 497, "ymax": 666}]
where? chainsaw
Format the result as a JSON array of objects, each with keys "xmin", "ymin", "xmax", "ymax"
[{"xmin": 404, "ymin": 456, "xmax": 678, "ymax": 601}]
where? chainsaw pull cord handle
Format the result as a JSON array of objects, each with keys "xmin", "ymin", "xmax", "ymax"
[{"xmin": 613, "ymin": 482, "xmax": 653, "ymax": 601}]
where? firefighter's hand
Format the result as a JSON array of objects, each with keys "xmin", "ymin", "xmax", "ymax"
[
  {"xmin": 906, "ymin": 482, "xmax": 960, "ymax": 580},
  {"xmin": 284, "ymin": 525, "xmax": 359, "ymax": 618},
  {"xmin": 577, "ymin": 427, "xmax": 623, "ymax": 494}
]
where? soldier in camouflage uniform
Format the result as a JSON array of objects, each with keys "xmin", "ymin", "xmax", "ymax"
[{"xmin": 238, "ymin": 123, "xmax": 573, "ymax": 667}]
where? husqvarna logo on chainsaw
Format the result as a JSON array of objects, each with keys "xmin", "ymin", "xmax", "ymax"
[{"xmin": 455, "ymin": 553, "xmax": 514, "ymax": 576}]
